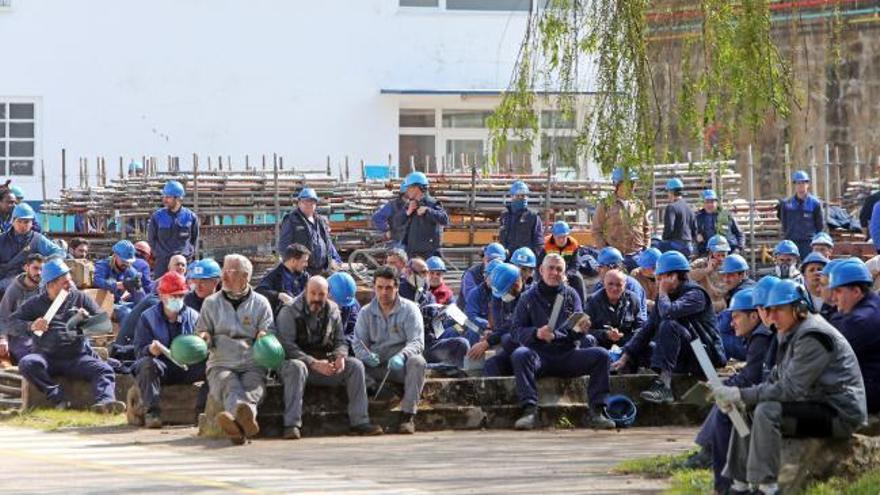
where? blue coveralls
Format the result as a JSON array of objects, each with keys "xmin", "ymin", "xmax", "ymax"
[
  {"xmin": 401, "ymin": 277, "xmax": 469, "ymax": 368},
  {"xmin": 392, "ymin": 195, "xmax": 449, "ymax": 259},
  {"xmin": 0, "ymin": 213, "xmax": 41, "ymax": 234},
  {"xmin": 277, "ymin": 208, "xmax": 342, "ymax": 275},
  {"xmin": 694, "ymin": 324, "xmax": 772, "ymax": 492},
  {"xmin": 147, "ymin": 206, "xmax": 200, "ymax": 278},
  {"xmin": 830, "ymin": 292, "xmax": 880, "ymax": 413},
  {"xmin": 694, "ymin": 209, "xmax": 745, "ymax": 256},
  {"xmin": 340, "ymin": 300, "xmax": 361, "ymax": 350},
  {"xmin": 93, "ymin": 257, "xmax": 148, "ymax": 325},
  {"xmin": 777, "ymin": 193, "xmax": 824, "ymax": 258},
  {"xmin": 623, "ymin": 280, "xmax": 725, "ymax": 374},
  {"xmin": 456, "ymin": 263, "xmax": 485, "ymax": 310},
  {"xmin": 870, "ymin": 201, "xmax": 880, "ymax": 254},
  {"xmin": 133, "ymin": 304, "xmax": 206, "ymax": 414},
  {"xmin": 499, "ymin": 204, "xmax": 544, "ymax": 255},
  {"xmin": 483, "ymin": 293, "xmax": 522, "ymax": 377},
  {"xmin": 0, "ymin": 229, "xmax": 64, "ymax": 292},
  {"xmin": 657, "ymin": 198, "xmax": 697, "ymax": 257},
  {"xmin": 511, "ymin": 281, "xmax": 611, "ymax": 409},
  {"xmin": 584, "ymin": 289, "xmax": 645, "ymax": 349},
  {"xmin": 255, "ymin": 262, "xmax": 309, "ymax": 314},
  {"xmin": 13, "ymin": 290, "xmax": 117, "ymax": 406},
  {"xmin": 464, "ymin": 283, "xmax": 493, "ymax": 341},
  {"xmin": 593, "ymin": 275, "xmax": 648, "ymax": 322},
  {"xmin": 371, "ymin": 195, "xmax": 407, "ymax": 247},
  {"xmin": 716, "ymin": 279, "xmax": 756, "ymax": 362}
]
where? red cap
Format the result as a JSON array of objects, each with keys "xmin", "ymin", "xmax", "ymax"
[
  {"xmin": 157, "ymin": 271, "xmax": 188, "ymax": 296},
  {"xmin": 134, "ymin": 241, "xmax": 152, "ymax": 257}
]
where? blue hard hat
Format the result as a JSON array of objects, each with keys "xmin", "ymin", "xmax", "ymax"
[
  {"xmin": 792, "ymin": 170, "xmax": 810, "ymax": 183},
  {"xmin": 597, "ymin": 247, "xmax": 624, "ymax": 266},
  {"xmin": 764, "ymin": 279, "xmax": 809, "ymax": 308},
  {"xmin": 10, "ymin": 185, "xmax": 24, "ymax": 200},
  {"xmin": 828, "ymin": 259, "xmax": 872, "ymax": 289},
  {"xmin": 399, "ymin": 182, "xmax": 407, "ymax": 193},
  {"xmin": 491, "ymin": 263, "xmax": 521, "ymax": 298},
  {"xmin": 484, "ymin": 242, "xmax": 507, "ymax": 261},
  {"xmin": 752, "ymin": 275, "xmax": 781, "ymax": 307},
  {"xmin": 485, "ymin": 258, "xmax": 503, "ymax": 279},
  {"xmin": 800, "ymin": 252, "xmax": 829, "ymax": 271},
  {"xmin": 719, "ymin": 254, "xmax": 749, "ymax": 274},
  {"xmin": 41, "ymin": 258, "xmax": 70, "ymax": 284},
  {"xmin": 328, "ymin": 272, "xmax": 358, "ymax": 307},
  {"xmin": 638, "ymin": 248, "xmax": 662, "ymax": 270},
  {"xmin": 128, "ymin": 161, "xmax": 144, "ymax": 173},
  {"xmin": 162, "ymin": 180, "xmax": 185, "ymax": 198},
  {"xmin": 774, "ymin": 240, "xmax": 800, "ymax": 257},
  {"xmin": 702, "ymin": 189, "xmax": 718, "ymax": 201},
  {"xmin": 426, "ymin": 256, "xmax": 447, "ymax": 272},
  {"xmin": 811, "ymin": 232, "xmax": 834, "ymax": 247},
  {"xmin": 510, "ymin": 247, "xmax": 537, "ymax": 268},
  {"xmin": 655, "ymin": 251, "xmax": 691, "ymax": 275},
  {"xmin": 552, "ymin": 221, "xmax": 571, "ymax": 236},
  {"xmin": 402, "ymin": 171, "xmax": 429, "ymax": 189},
  {"xmin": 189, "ymin": 258, "xmax": 221, "ymax": 279},
  {"xmin": 665, "ymin": 178, "xmax": 684, "ymax": 191},
  {"xmin": 297, "ymin": 187, "xmax": 319, "ymax": 202},
  {"xmin": 729, "ymin": 287, "xmax": 757, "ymax": 312},
  {"xmin": 11, "ymin": 203, "xmax": 35, "ymax": 220},
  {"xmin": 509, "ymin": 180, "xmax": 530, "ymax": 196},
  {"xmin": 610, "ymin": 167, "xmax": 637, "ymax": 184},
  {"xmin": 112, "ymin": 240, "xmax": 137, "ymax": 263},
  {"xmin": 707, "ymin": 235, "xmax": 731, "ymax": 253},
  {"xmin": 606, "ymin": 394, "xmax": 637, "ymax": 428}
]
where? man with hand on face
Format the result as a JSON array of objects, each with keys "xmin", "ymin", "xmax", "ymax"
[
  {"xmin": 277, "ymin": 276, "xmax": 383, "ymax": 440},
  {"xmin": 690, "ymin": 235, "xmax": 732, "ymax": 313},
  {"xmin": 256, "ymin": 243, "xmax": 311, "ymax": 315},
  {"xmin": 393, "ymin": 172, "xmax": 449, "ymax": 259},
  {"xmin": 800, "ymin": 252, "xmax": 831, "ymax": 317},
  {"xmin": 585, "ymin": 268, "xmax": 645, "ymax": 353},
  {"xmin": 277, "ymin": 188, "xmax": 341, "ymax": 276},
  {"xmin": 0, "ymin": 254, "xmax": 43, "ymax": 364},
  {"xmin": 148, "ymin": 180, "xmax": 199, "ymax": 279}
]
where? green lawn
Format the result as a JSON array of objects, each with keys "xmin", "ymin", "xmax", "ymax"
[{"xmin": 0, "ymin": 409, "xmax": 127, "ymax": 431}]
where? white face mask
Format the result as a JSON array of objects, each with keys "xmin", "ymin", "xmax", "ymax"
[{"xmin": 164, "ymin": 297, "xmax": 184, "ymax": 313}]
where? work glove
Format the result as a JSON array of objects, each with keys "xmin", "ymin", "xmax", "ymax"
[
  {"xmin": 388, "ymin": 353, "xmax": 406, "ymax": 371},
  {"xmin": 710, "ymin": 384, "xmax": 743, "ymax": 411},
  {"xmin": 363, "ymin": 352, "xmax": 380, "ymax": 368},
  {"xmin": 278, "ymin": 292, "xmax": 295, "ymax": 306}
]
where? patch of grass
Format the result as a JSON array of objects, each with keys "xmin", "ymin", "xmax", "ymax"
[
  {"xmin": 613, "ymin": 450, "xmax": 696, "ymax": 478},
  {"xmin": 805, "ymin": 468, "xmax": 880, "ymax": 495},
  {"xmin": 665, "ymin": 469, "xmax": 713, "ymax": 495},
  {"xmin": 0, "ymin": 409, "xmax": 127, "ymax": 431}
]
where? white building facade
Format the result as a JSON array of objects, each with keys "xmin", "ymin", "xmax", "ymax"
[{"xmin": 1, "ymin": 0, "xmax": 597, "ymax": 201}]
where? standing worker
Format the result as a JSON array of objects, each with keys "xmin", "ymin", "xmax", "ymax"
[
  {"xmin": 372, "ymin": 183, "xmax": 408, "ymax": 248},
  {"xmin": 277, "ymin": 188, "xmax": 342, "ymax": 276},
  {"xmin": 148, "ymin": 180, "xmax": 200, "ymax": 279},
  {"xmin": 657, "ymin": 178, "xmax": 697, "ymax": 257},
  {"xmin": 499, "ymin": 180, "xmax": 543, "ymax": 255},
  {"xmin": 778, "ymin": 170, "xmax": 824, "ymax": 258},
  {"xmin": 694, "ymin": 189, "xmax": 744, "ymax": 256},
  {"xmin": 393, "ymin": 172, "xmax": 449, "ymax": 259},
  {"xmin": 593, "ymin": 167, "xmax": 650, "ymax": 271}
]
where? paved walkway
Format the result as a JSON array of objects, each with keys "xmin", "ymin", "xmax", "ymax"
[{"xmin": 0, "ymin": 425, "xmax": 698, "ymax": 494}]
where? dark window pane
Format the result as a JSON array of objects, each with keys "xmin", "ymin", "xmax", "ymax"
[
  {"xmin": 0, "ymin": 161, "xmax": 5, "ymax": 175},
  {"xmin": 10, "ymin": 103, "xmax": 34, "ymax": 119},
  {"xmin": 541, "ymin": 110, "xmax": 575, "ymax": 129},
  {"xmin": 447, "ymin": 0, "xmax": 531, "ymax": 11},
  {"xmin": 9, "ymin": 122, "xmax": 33, "ymax": 138},
  {"xmin": 9, "ymin": 141, "xmax": 34, "ymax": 157},
  {"xmin": 0, "ymin": 140, "xmax": 5, "ymax": 157},
  {"xmin": 442, "ymin": 110, "xmax": 491, "ymax": 128},
  {"xmin": 401, "ymin": 0, "xmax": 438, "ymax": 6},
  {"xmin": 10, "ymin": 160, "xmax": 33, "ymax": 176},
  {"xmin": 0, "ymin": 124, "xmax": 5, "ymax": 138},
  {"xmin": 399, "ymin": 135, "xmax": 436, "ymax": 175},
  {"xmin": 0, "ymin": 104, "xmax": 5, "ymax": 119},
  {"xmin": 400, "ymin": 109, "xmax": 435, "ymax": 128}
]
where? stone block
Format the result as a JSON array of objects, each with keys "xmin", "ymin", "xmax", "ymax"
[
  {"xmin": 126, "ymin": 382, "xmax": 203, "ymax": 426},
  {"xmin": 779, "ymin": 434, "xmax": 880, "ymax": 494},
  {"xmin": 22, "ymin": 374, "xmax": 134, "ymax": 410}
]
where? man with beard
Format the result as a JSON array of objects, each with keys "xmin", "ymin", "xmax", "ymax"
[{"xmin": 0, "ymin": 253, "xmax": 43, "ymax": 363}]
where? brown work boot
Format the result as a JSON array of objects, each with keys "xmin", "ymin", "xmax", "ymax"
[
  {"xmin": 90, "ymin": 400, "xmax": 127, "ymax": 415},
  {"xmin": 397, "ymin": 413, "xmax": 416, "ymax": 434},
  {"xmin": 216, "ymin": 411, "xmax": 245, "ymax": 445},
  {"xmin": 234, "ymin": 402, "xmax": 260, "ymax": 438},
  {"xmin": 350, "ymin": 423, "xmax": 384, "ymax": 436},
  {"xmin": 282, "ymin": 426, "xmax": 301, "ymax": 440}
]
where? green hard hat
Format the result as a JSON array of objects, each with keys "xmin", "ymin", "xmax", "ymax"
[
  {"xmin": 252, "ymin": 334, "xmax": 285, "ymax": 370},
  {"xmin": 170, "ymin": 334, "xmax": 208, "ymax": 365}
]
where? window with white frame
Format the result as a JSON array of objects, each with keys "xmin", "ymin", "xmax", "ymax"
[{"xmin": 0, "ymin": 102, "xmax": 37, "ymax": 176}]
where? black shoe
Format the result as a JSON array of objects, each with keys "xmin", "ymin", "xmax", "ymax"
[
  {"xmin": 282, "ymin": 426, "xmax": 301, "ymax": 440},
  {"xmin": 397, "ymin": 413, "xmax": 416, "ymax": 434},
  {"xmin": 586, "ymin": 408, "xmax": 616, "ymax": 430},
  {"xmin": 514, "ymin": 406, "xmax": 538, "ymax": 430},
  {"xmin": 640, "ymin": 379, "xmax": 674, "ymax": 404},
  {"xmin": 350, "ymin": 423, "xmax": 384, "ymax": 436},
  {"xmin": 684, "ymin": 447, "xmax": 712, "ymax": 469},
  {"xmin": 144, "ymin": 412, "xmax": 163, "ymax": 429}
]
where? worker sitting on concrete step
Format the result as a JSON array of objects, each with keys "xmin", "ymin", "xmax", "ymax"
[
  {"xmin": 0, "ymin": 253, "xmax": 43, "ymax": 364},
  {"xmin": 591, "ymin": 247, "xmax": 648, "ymax": 322},
  {"xmin": 463, "ymin": 258, "xmax": 503, "ymax": 345},
  {"xmin": 718, "ymin": 279, "xmax": 866, "ymax": 495},
  {"xmin": 0, "ymin": 186, "xmax": 42, "ymax": 234},
  {"xmin": 694, "ymin": 189, "xmax": 744, "ymax": 257},
  {"xmin": 585, "ymin": 268, "xmax": 645, "ymax": 354},
  {"xmin": 198, "ymin": 254, "xmax": 275, "ymax": 445},
  {"xmin": 94, "ymin": 240, "xmax": 151, "ymax": 324},
  {"xmin": 14, "ymin": 258, "xmax": 126, "ymax": 414},
  {"xmin": 68, "ymin": 237, "xmax": 90, "ymax": 260},
  {"xmin": 132, "ymin": 241, "xmax": 155, "ymax": 293},
  {"xmin": 613, "ymin": 251, "xmax": 725, "ymax": 404},
  {"xmin": 277, "ymin": 188, "xmax": 342, "ymax": 276},
  {"xmin": 810, "ymin": 231, "xmax": 834, "ymax": 259},
  {"xmin": 371, "ymin": 183, "xmax": 408, "ymax": 248},
  {"xmin": 655, "ymin": 178, "xmax": 697, "ymax": 258},
  {"xmin": 777, "ymin": 170, "xmax": 825, "ymax": 259},
  {"xmin": 827, "ymin": 258, "xmax": 880, "ymax": 414},
  {"xmin": 393, "ymin": 172, "xmax": 449, "ymax": 260},
  {"xmin": 714, "ymin": 254, "xmax": 755, "ymax": 362},
  {"xmin": 480, "ymin": 263, "xmax": 526, "ymax": 377},
  {"xmin": 631, "ymin": 247, "xmax": 660, "ymax": 312},
  {"xmin": 499, "ymin": 180, "xmax": 544, "ymax": 256},
  {"xmin": 184, "ymin": 258, "xmax": 222, "ymax": 313},
  {"xmin": 133, "ymin": 271, "xmax": 206, "ymax": 429},
  {"xmin": 425, "ymin": 256, "xmax": 454, "ymax": 305},
  {"xmin": 592, "ymin": 167, "xmax": 650, "ymax": 271},
  {"xmin": 510, "ymin": 253, "xmax": 616, "ymax": 430},
  {"xmin": 399, "ymin": 256, "xmax": 439, "ymax": 327},
  {"xmin": 510, "ymin": 247, "xmax": 537, "ymax": 287},
  {"xmin": 800, "ymin": 252, "xmax": 832, "ymax": 318},
  {"xmin": 456, "ymin": 242, "xmax": 506, "ymax": 310},
  {"xmin": 0, "ymin": 203, "xmax": 64, "ymax": 295},
  {"xmin": 256, "ymin": 243, "xmax": 311, "ymax": 315},
  {"xmin": 327, "ymin": 271, "xmax": 361, "ymax": 347},
  {"xmin": 352, "ymin": 266, "xmax": 427, "ymax": 434},
  {"xmin": 148, "ymin": 180, "xmax": 200, "ymax": 279},
  {"xmin": 277, "ymin": 276, "xmax": 383, "ymax": 440},
  {"xmin": 771, "ymin": 239, "xmax": 805, "ymax": 285}
]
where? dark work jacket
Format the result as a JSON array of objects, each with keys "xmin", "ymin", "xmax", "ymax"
[
  {"xmin": 662, "ymin": 198, "xmax": 697, "ymax": 243},
  {"xmin": 724, "ymin": 324, "xmax": 772, "ymax": 388},
  {"xmin": 584, "ymin": 289, "xmax": 645, "ymax": 349},
  {"xmin": 777, "ymin": 193, "xmax": 824, "ymax": 242},
  {"xmin": 499, "ymin": 205, "xmax": 543, "ymax": 255},
  {"xmin": 392, "ymin": 195, "xmax": 449, "ymax": 258},
  {"xmin": 830, "ymin": 292, "xmax": 880, "ymax": 396},
  {"xmin": 372, "ymin": 196, "xmax": 407, "ymax": 242},
  {"xmin": 147, "ymin": 206, "xmax": 199, "ymax": 278},
  {"xmin": 457, "ymin": 263, "xmax": 485, "ymax": 310},
  {"xmin": 277, "ymin": 208, "xmax": 341, "ymax": 275},
  {"xmin": 13, "ymin": 289, "xmax": 102, "ymax": 359},
  {"xmin": 256, "ymin": 262, "xmax": 309, "ymax": 315},
  {"xmin": 488, "ymin": 292, "xmax": 520, "ymax": 347},
  {"xmin": 133, "ymin": 304, "xmax": 199, "ymax": 360},
  {"xmin": 695, "ymin": 208, "xmax": 744, "ymax": 255},
  {"xmin": 513, "ymin": 281, "xmax": 587, "ymax": 354}
]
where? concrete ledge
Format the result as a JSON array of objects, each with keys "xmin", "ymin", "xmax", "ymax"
[
  {"xmin": 126, "ymin": 383, "xmax": 204, "ymax": 426},
  {"xmin": 780, "ymin": 434, "xmax": 880, "ymax": 493},
  {"xmin": 22, "ymin": 374, "xmax": 134, "ymax": 410}
]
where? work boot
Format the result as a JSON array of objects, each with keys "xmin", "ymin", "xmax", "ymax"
[
  {"xmin": 586, "ymin": 407, "xmax": 616, "ymax": 430},
  {"xmin": 350, "ymin": 423, "xmax": 384, "ymax": 436},
  {"xmin": 53, "ymin": 400, "xmax": 72, "ymax": 411},
  {"xmin": 90, "ymin": 400, "xmax": 127, "ymax": 415},
  {"xmin": 684, "ymin": 447, "xmax": 712, "ymax": 469},
  {"xmin": 514, "ymin": 406, "xmax": 538, "ymax": 430},
  {"xmin": 234, "ymin": 402, "xmax": 260, "ymax": 438},
  {"xmin": 397, "ymin": 413, "xmax": 416, "ymax": 434},
  {"xmin": 144, "ymin": 412, "xmax": 163, "ymax": 429},
  {"xmin": 282, "ymin": 426, "xmax": 301, "ymax": 440},
  {"xmin": 640, "ymin": 379, "xmax": 674, "ymax": 404},
  {"xmin": 216, "ymin": 411, "xmax": 246, "ymax": 445}
]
